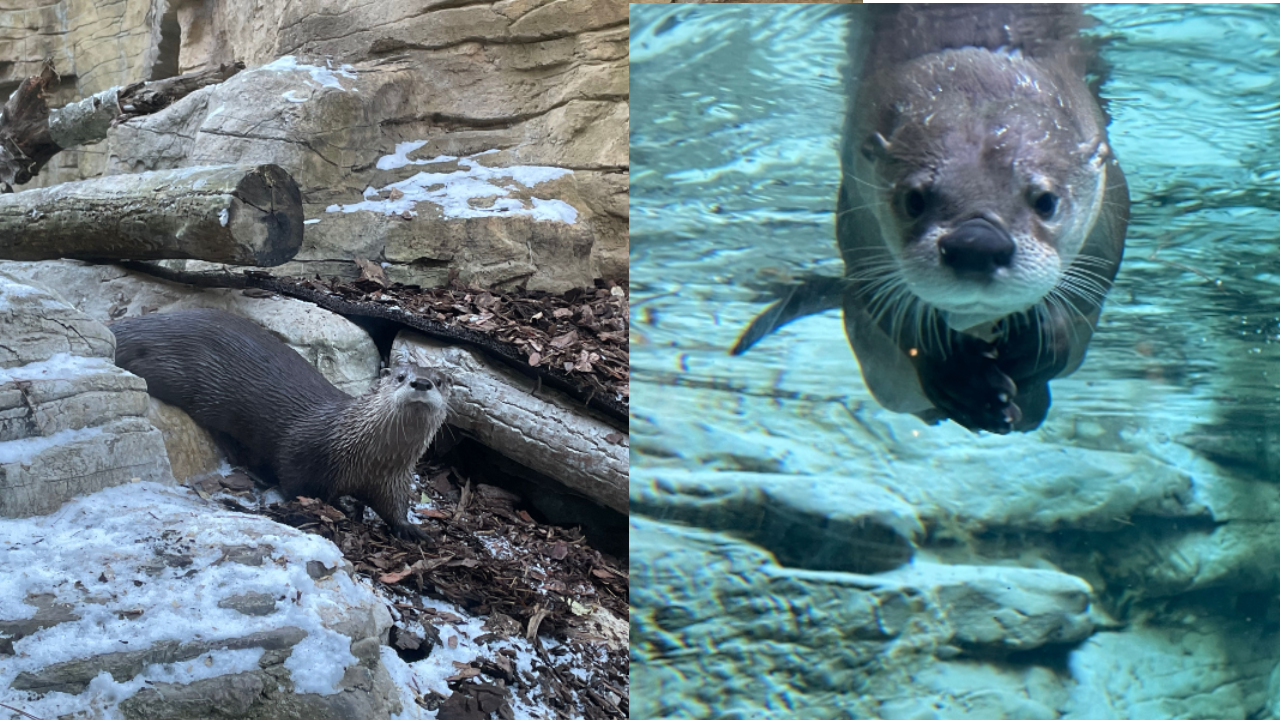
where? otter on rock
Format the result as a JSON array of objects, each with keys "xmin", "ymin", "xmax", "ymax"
[
  {"xmin": 111, "ymin": 308, "xmax": 450, "ymax": 540},
  {"xmin": 733, "ymin": 4, "xmax": 1129, "ymax": 433}
]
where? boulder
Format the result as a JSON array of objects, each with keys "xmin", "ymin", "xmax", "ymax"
[
  {"xmin": 0, "ymin": 482, "xmax": 403, "ymax": 720},
  {"xmin": 0, "ymin": 272, "xmax": 173, "ymax": 517}
]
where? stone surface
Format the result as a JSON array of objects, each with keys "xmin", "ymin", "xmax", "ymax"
[
  {"xmin": 143, "ymin": 396, "xmax": 224, "ymax": 483},
  {"xmin": 0, "ymin": 260, "xmax": 380, "ymax": 395},
  {"xmin": 0, "ymin": 482, "xmax": 402, "ymax": 720},
  {"xmin": 105, "ymin": 55, "xmax": 623, "ymax": 290},
  {"xmin": 1069, "ymin": 615, "xmax": 1277, "ymax": 720},
  {"xmin": 0, "ymin": 271, "xmax": 115, "ymax": 366},
  {"xmin": 882, "ymin": 563, "xmax": 1096, "ymax": 653},
  {"xmin": 217, "ymin": 592, "xmax": 280, "ymax": 618},
  {"xmin": 631, "ymin": 468, "xmax": 920, "ymax": 574},
  {"xmin": 0, "ymin": 272, "xmax": 174, "ymax": 518},
  {"xmin": 631, "ymin": 518, "xmax": 1097, "ymax": 719}
]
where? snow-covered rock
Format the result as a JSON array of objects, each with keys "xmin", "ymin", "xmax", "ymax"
[
  {"xmin": 0, "ymin": 482, "xmax": 403, "ymax": 719},
  {"xmin": 0, "ymin": 273, "xmax": 173, "ymax": 517}
]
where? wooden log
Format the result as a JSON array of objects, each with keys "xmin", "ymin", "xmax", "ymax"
[
  {"xmin": 0, "ymin": 61, "xmax": 243, "ymax": 189},
  {"xmin": 395, "ymin": 333, "xmax": 628, "ymax": 515},
  {"xmin": 0, "ymin": 164, "xmax": 303, "ymax": 266}
]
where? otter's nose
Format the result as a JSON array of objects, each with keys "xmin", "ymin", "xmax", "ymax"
[
  {"xmin": 938, "ymin": 217, "xmax": 1015, "ymax": 278},
  {"xmin": 410, "ymin": 378, "xmax": 434, "ymax": 391}
]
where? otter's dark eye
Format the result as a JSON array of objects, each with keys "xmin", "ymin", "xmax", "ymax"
[
  {"xmin": 396, "ymin": 373, "xmax": 406, "ymax": 383},
  {"xmin": 900, "ymin": 188, "xmax": 927, "ymax": 220},
  {"xmin": 1032, "ymin": 191, "xmax": 1059, "ymax": 220}
]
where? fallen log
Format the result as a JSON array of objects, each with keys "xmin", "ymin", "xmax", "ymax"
[
  {"xmin": 396, "ymin": 332, "xmax": 627, "ymax": 515},
  {"xmin": 0, "ymin": 61, "xmax": 244, "ymax": 189},
  {"xmin": 0, "ymin": 164, "xmax": 303, "ymax": 266}
]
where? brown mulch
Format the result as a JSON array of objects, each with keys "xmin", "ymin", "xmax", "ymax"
[
  {"xmin": 231, "ymin": 456, "xmax": 628, "ymax": 720},
  {"xmin": 295, "ymin": 273, "xmax": 629, "ymax": 407}
]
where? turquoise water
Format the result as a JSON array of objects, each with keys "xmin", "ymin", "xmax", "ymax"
[{"xmin": 630, "ymin": 4, "xmax": 1280, "ymax": 718}]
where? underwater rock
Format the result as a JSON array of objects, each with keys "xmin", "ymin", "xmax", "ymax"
[{"xmin": 631, "ymin": 468, "xmax": 922, "ymax": 574}]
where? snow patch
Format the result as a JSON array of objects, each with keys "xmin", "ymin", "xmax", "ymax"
[
  {"xmin": 219, "ymin": 208, "xmax": 229, "ymax": 227},
  {"xmin": 385, "ymin": 597, "xmax": 594, "ymax": 720},
  {"xmin": 326, "ymin": 152, "xmax": 577, "ymax": 224},
  {"xmin": 261, "ymin": 55, "xmax": 357, "ymax": 92},
  {"xmin": 284, "ymin": 630, "xmax": 357, "ymax": 695},
  {"xmin": 0, "ymin": 352, "xmax": 117, "ymax": 384},
  {"xmin": 0, "ymin": 426, "xmax": 104, "ymax": 464},
  {"xmin": 304, "ymin": 218, "xmax": 321, "ymax": 225},
  {"xmin": 0, "ymin": 275, "xmax": 41, "ymax": 297},
  {"xmin": 375, "ymin": 141, "xmax": 453, "ymax": 171},
  {"xmin": 282, "ymin": 90, "xmax": 309, "ymax": 103}
]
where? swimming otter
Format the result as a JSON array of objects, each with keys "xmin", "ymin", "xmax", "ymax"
[
  {"xmin": 733, "ymin": 4, "xmax": 1128, "ymax": 433},
  {"xmin": 111, "ymin": 308, "xmax": 450, "ymax": 540}
]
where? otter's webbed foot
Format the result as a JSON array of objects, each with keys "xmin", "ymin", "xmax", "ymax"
[{"xmin": 916, "ymin": 343, "xmax": 1022, "ymax": 434}]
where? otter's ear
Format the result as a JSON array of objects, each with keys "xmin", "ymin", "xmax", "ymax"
[{"xmin": 860, "ymin": 132, "xmax": 891, "ymax": 162}]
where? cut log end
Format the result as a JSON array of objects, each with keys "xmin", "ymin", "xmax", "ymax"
[
  {"xmin": 0, "ymin": 164, "xmax": 305, "ymax": 265},
  {"xmin": 230, "ymin": 164, "xmax": 304, "ymax": 267}
]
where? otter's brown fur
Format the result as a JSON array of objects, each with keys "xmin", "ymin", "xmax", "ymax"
[{"xmin": 111, "ymin": 308, "xmax": 449, "ymax": 539}]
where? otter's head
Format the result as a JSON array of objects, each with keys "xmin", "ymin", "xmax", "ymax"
[
  {"xmin": 854, "ymin": 47, "xmax": 1111, "ymax": 332},
  {"xmin": 380, "ymin": 363, "xmax": 451, "ymax": 414}
]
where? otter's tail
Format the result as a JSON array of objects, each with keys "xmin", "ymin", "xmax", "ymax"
[{"xmin": 729, "ymin": 274, "xmax": 845, "ymax": 355}]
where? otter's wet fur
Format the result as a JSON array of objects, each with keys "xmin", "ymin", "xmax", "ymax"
[{"xmin": 111, "ymin": 308, "xmax": 449, "ymax": 540}]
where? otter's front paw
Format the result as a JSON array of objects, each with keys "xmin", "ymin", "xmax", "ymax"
[
  {"xmin": 392, "ymin": 522, "xmax": 434, "ymax": 544},
  {"xmin": 917, "ymin": 350, "xmax": 1022, "ymax": 434}
]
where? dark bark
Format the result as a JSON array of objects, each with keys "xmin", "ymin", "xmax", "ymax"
[{"xmin": 0, "ymin": 61, "xmax": 244, "ymax": 189}]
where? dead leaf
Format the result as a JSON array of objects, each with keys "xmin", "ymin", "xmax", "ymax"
[
  {"xmin": 354, "ymin": 257, "xmax": 388, "ymax": 287},
  {"xmin": 219, "ymin": 471, "xmax": 254, "ymax": 491},
  {"xmin": 379, "ymin": 565, "xmax": 415, "ymax": 584},
  {"xmin": 445, "ymin": 667, "xmax": 481, "ymax": 682},
  {"xmin": 526, "ymin": 605, "xmax": 550, "ymax": 641},
  {"xmin": 549, "ymin": 330, "xmax": 578, "ymax": 349}
]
